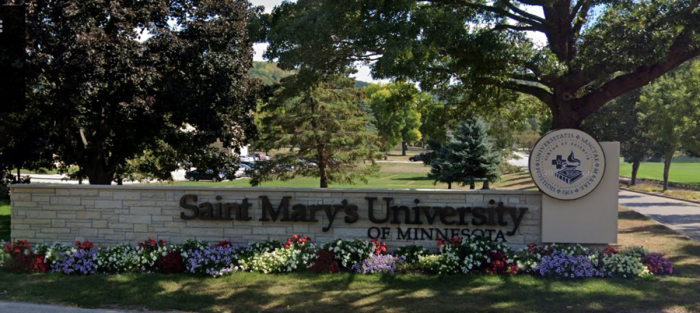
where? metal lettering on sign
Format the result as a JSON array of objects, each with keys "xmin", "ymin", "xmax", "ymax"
[{"xmin": 529, "ymin": 129, "xmax": 606, "ymax": 200}]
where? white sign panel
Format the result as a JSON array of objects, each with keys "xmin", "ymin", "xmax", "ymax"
[{"xmin": 529, "ymin": 129, "xmax": 606, "ymax": 200}]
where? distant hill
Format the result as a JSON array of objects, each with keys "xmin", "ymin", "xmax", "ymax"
[
  {"xmin": 355, "ymin": 80, "xmax": 370, "ymax": 89},
  {"xmin": 249, "ymin": 62, "xmax": 372, "ymax": 89},
  {"xmin": 249, "ymin": 62, "xmax": 293, "ymax": 85}
]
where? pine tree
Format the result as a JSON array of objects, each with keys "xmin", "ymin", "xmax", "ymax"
[
  {"xmin": 429, "ymin": 119, "xmax": 501, "ymax": 189},
  {"xmin": 252, "ymin": 75, "xmax": 384, "ymax": 188}
]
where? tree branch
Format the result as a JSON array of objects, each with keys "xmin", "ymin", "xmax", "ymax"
[
  {"xmin": 423, "ymin": 0, "xmax": 546, "ymax": 30},
  {"xmin": 577, "ymin": 32, "xmax": 700, "ymax": 119}
]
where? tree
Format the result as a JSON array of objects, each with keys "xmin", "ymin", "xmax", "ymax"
[
  {"xmin": 251, "ymin": 76, "xmax": 384, "ymax": 188},
  {"xmin": 429, "ymin": 119, "xmax": 501, "ymax": 189},
  {"xmin": 637, "ymin": 60, "xmax": 700, "ymax": 191},
  {"xmin": 581, "ymin": 88, "xmax": 654, "ymax": 185},
  {"xmin": 26, "ymin": 0, "xmax": 262, "ymax": 184},
  {"xmin": 262, "ymin": 0, "xmax": 700, "ymax": 129},
  {"xmin": 364, "ymin": 82, "xmax": 423, "ymax": 156},
  {"xmin": 249, "ymin": 62, "xmax": 294, "ymax": 85}
]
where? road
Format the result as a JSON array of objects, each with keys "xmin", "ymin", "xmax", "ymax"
[{"xmin": 619, "ymin": 189, "xmax": 700, "ymax": 242}]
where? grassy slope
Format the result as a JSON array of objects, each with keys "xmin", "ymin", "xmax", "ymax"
[
  {"xmin": 619, "ymin": 162, "xmax": 700, "ymax": 186},
  {"xmin": 161, "ymin": 162, "xmax": 535, "ymax": 191},
  {"xmin": 0, "ymin": 206, "xmax": 698, "ymax": 312},
  {"xmin": 0, "ymin": 200, "xmax": 9, "ymax": 241}
]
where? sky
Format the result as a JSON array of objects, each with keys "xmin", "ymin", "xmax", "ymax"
[{"xmin": 250, "ymin": 0, "xmax": 547, "ymax": 84}]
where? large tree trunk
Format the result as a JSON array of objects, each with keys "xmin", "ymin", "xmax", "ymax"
[
  {"xmin": 401, "ymin": 141, "xmax": 407, "ymax": 156},
  {"xmin": 551, "ymin": 100, "xmax": 584, "ymax": 129},
  {"xmin": 482, "ymin": 180, "xmax": 490, "ymax": 190},
  {"xmin": 84, "ymin": 161, "xmax": 116, "ymax": 185},
  {"xmin": 317, "ymin": 145, "xmax": 328, "ymax": 188},
  {"xmin": 631, "ymin": 160, "xmax": 640, "ymax": 186},
  {"xmin": 447, "ymin": 182, "xmax": 451, "ymax": 189},
  {"xmin": 662, "ymin": 154, "xmax": 672, "ymax": 191}
]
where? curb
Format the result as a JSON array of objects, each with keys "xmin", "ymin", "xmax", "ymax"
[{"xmin": 619, "ymin": 187, "xmax": 700, "ymax": 206}]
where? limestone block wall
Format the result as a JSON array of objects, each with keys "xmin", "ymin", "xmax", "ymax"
[{"xmin": 10, "ymin": 185, "xmax": 542, "ymax": 250}]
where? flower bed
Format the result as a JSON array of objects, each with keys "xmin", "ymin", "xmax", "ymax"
[{"xmin": 0, "ymin": 237, "xmax": 673, "ymax": 279}]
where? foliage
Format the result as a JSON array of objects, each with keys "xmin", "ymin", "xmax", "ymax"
[
  {"xmin": 620, "ymin": 246, "xmax": 651, "ymax": 260},
  {"xmin": 638, "ymin": 60, "xmax": 700, "ymax": 190},
  {"xmin": 363, "ymin": 82, "xmax": 424, "ymax": 154},
  {"xmin": 429, "ymin": 119, "xmax": 501, "ymax": 189},
  {"xmin": 394, "ymin": 245, "xmax": 430, "ymax": 264},
  {"xmin": 249, "ymin": 62, "xmax": 294, "ymax": 85},
  {"xmin": 324, "ymin": 239, "xmax": 375, "ymax": 270},
  {"xmin": 184, "ymin": 245, "xmax": 251, "ymax": 277},
  {"xmin": 2, "ymin": 240, "xmax": 48, "ymax": 273},
  {"xmin": 252, "ymin": 75, "xmax": 383, "ymax": 188},
  {"xmin": 262, "ymin": 0, "xmax": 700, "ymax": 129},
  {"xmin": 94, "ymin": 244, "xmax": 140, "ymax": 273},
  {"xmin": 416, "ymin": 254, "xmax": 457, "ymax": 274},
  {"xmin": 309, "ymin": 249, "xmax": 340, "ymax": 274},
  {"xmin": 535, "ymin": 251, "xmax": 606, "ymax": 279},
  {"xmin": 26, "ymin": 0, "xmax": 262, "ymax": 184},
  {"xmin": 517, "ymin": 243, "xmax": 557, "ymax": 274},
  {"xmin": 156, "ymin": 251, "xmax": 185, "ymax": 274},
  {"xmin": 602, "ymin": 254, "xmax": 651, "ymax": 278},
  {"xmin": 52, "ymin": 249, "xmax": 98, "ymax": 275},
  {"xmin": 137, "ymin": 238, "xmax": 170, "ymax": 272},
  {"xmin": 641, "ymin": 253, "xmax": 674, "ymax": 276},
  {"xmin": 250, "ymin": 247, "xmax": 296, "ymax": 274},
  {"xmin": 582, "ymin": 88, "xmax": 653, "ymax": 185},
  {"xmin": 352, "ymin": 254, "xmax": 404, "ymax": 274}
]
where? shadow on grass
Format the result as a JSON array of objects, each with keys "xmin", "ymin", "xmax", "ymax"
[{"xmin": 1, "ymin": 270, "xmax": 699, "ymax": 313}]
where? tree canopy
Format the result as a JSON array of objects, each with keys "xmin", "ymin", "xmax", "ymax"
[
  {"xmin": 25, "ymin": 0, "xmax": 263, "ymax": 184},
  {"xmin": 262, "ymin": 0, "xmax": 700, "ymax": 129},
  {"xmin": 637, "ymin": 59, "xmax": 700, "ymax": 190},
  {"xmin": 364, "ymin": 82, "xmax": 423, "ymax": 155},
  {"xmin": 251, "ymin": 76, "xmax": 383, "ymax": 188}
]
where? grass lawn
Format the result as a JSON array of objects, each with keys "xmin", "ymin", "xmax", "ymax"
[
  {"xmin": 620, "ymin": 162, "xmax": 700, "ymax": 187},
  {"xmin": 0, "ymin": 206, "xmax": 698, "ymax": 312},
  {"xmin": 160, "ymin": 162, "xmax": 536, "ymax": 191},
  {"xmin": 0, "ymin": 200, "xmax": 9, "ymax": 241}
]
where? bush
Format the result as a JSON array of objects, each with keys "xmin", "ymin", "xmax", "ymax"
[
  {"xmin": 641, "ymin": 253, "xmax": 673, "ymax": 275},
  {"xmin": 250, "ymin": 247, "xmax": 295, "ymax": 274},
  {"xmin": 184, "ymin": 244, "xmax": 250, "ymax": 277},
  {"xmin": 137, "ymin": 237, "xmax": 171, "ymax": 272},
  {"xmin": 394, "ymin": 245, "xmax": 429, "ymax": 264},
  {"xmin": 603, "ymin": 253, "xmax": 650, "ymax": 278},
  {"xmin": 620, "ymin": 246, "xmax": 650, "ymax": 259},
  {"xmin": 516, "ymin": 243, "xmax": 556, "ymax": 273},
  {"xmin": 535, "ymin": 250, "xmax": 606, "ymax": 278},
  {"xmin": 309, "ymin": 249, "xmax": 339, "ymax": 274},
  {"xmin": 2, "ymin": 240, "xmax": 48, "ymax": 273},
  {"xmin": 94, "ymin": 244, "xmax": 140, "ymax": 273},
  {"xmin": 324, "ymin": 239, "xmax": 374, "ymax": 269},
  {"xmin": 352, "ymin": 254, "xmax": 403, "ymax": 274},
  {"xmin": 416, "ymin": 254, "xmax": 456, "ymax": 274}
]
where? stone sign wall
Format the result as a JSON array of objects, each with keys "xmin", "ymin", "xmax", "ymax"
[{"xmin": 10, "ymin": 185, "xmax": 542, "ymax": 250}]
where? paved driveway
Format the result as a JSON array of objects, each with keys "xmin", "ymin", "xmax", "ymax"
[{"xmin": 619, "ymin": 190, "xmax": 700, "ymax": 242}]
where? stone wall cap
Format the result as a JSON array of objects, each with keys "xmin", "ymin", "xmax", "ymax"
[{"xmin": 10, "ymin": 184, "xmax": 541, "ymax": 195}]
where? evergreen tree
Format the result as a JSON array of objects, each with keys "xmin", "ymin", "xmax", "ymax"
[
  {"xmin": 251, "ymin": 75, "xmax": 383, "ymax": 188},
  {"xmin": 429, "ymin": 119, "xmax": 501, "ymax": 189}
]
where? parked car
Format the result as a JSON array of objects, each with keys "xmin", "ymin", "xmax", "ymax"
[
  {"xmin": 239, "ymin": 155, "xmax": 255, "ymax": 163},
  {"xmin": 409, "ymin": 154, "xmax": 425, "ymax": 162},
  {"xmin": 251, "ymin": 153, "xmax": 270, "ymax": 161},
  {"xmin": 184, "ymin": 169, "xmax": 227, "ymax": 182},
  {"xmin": 234, "ymin": 163, "xmax": 255, "ymax": 178}
]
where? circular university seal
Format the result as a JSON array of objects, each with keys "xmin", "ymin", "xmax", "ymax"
[{"xmin": 529, "ymin": 129, "xmax": 606, "ymax": 200}]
